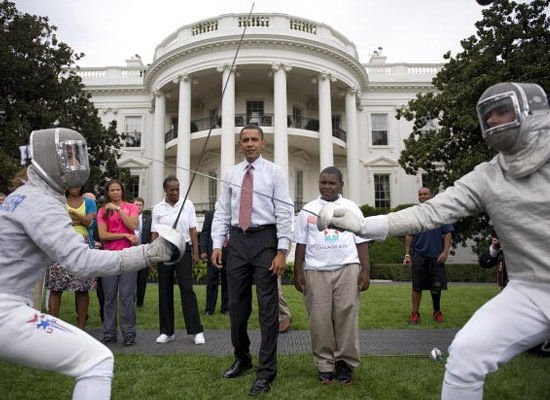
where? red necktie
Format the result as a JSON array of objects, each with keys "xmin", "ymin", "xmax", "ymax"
[{"xmin": 239, "ymin": 164, "xmax": 253, "ymax": 231}]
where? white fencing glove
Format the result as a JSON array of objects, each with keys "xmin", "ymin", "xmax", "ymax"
[
  {"xmin": 120, "ymin": 237, "xmax": 176, "ymax": 273},
  {"xmin": 316, "ymin": 202, "xmax": 362, "ymax": 234}
]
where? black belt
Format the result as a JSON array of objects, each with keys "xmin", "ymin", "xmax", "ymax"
[{"xmin": 231, "ymin": 224, "xmax": 276, "ymax": 233}]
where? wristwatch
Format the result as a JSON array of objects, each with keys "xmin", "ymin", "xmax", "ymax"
[{"xmin": 278, "ymin": 249, "xmax": 288, "ymax": 255}]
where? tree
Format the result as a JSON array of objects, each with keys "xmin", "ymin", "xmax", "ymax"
[
  {"xmin": 0, "ymin": 1, "xmax": 128, "ymax": 195},
  {"xmin": 395, "ymin": 0, "xmax": 550, "ymax": 250}
]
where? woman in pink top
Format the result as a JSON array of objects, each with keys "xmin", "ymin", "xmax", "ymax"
[{"xmin": 97, "ymin": 180, "xmax": 139, "ymax": 346}]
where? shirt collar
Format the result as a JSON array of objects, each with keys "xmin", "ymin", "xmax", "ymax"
[{"xmin": 242, "ymin": 155, "xmax": 263, "ymax": 170}]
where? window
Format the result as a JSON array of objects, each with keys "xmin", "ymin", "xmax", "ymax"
[
  {"xmin": 124, "ymin": 116, "xmax": 142, "ymax": 147},
  {"xmin": 292, "ymin": 106, "xmax": 302, "ymax": 128},
  {"xmin": 246, "ymin": 101, "xmax": 264, "ymax": 125},
  {"xmin": 208, "ymin": 170, "xmax": 217, "ymax": 210},
  {"xmin": 374, "ymin": 174, "xmax": 391, "ymax": 208},
  {"xmin": 127, "ymin": 175, "xmax": 140, "ymax": 201},
  {"xmin": 295, "ymin": 170, "xmax": 303, "ymax": 211},
  {"xmin": 371, "ymin": 114, "xmax": 388, "ymax": 146}
]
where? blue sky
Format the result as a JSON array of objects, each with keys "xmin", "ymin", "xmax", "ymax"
[{"xmin": 14, "ymin": 0, "xmax": 487, "ymax": 67}]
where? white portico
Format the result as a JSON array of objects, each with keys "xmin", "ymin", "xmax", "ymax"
[{"xmin": 79, "ymin": 13, "xmax": 441, "ymax": 213}]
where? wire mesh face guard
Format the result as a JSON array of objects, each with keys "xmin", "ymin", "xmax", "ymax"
[
  {"xmin": 477, "ymin": 91, "xmax": 522, "ymax": 141},
  {"xmin": 30, "ymin": 128, "xmax": 90, "ymax": 193},
  {"xmin": 476, "ymin": 82, "xmax": 549, "ymax": 153}
]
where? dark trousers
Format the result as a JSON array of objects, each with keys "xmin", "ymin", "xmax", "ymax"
[
  {"xmin": 136, "ymin": 267, "xmax": 148, "ymax": 306},
  {"xmin": 96, "ymin": 277, "xmax": 104, "ymax": 322},
  {"xmin": 227, "ymin": 226, "xmax": 279, "ymax": 382},
  {"xmin": 158, "ymin": 248, "xmax": 203, "ymax": 335},
  {"xmin": 205, "ymin": 260, "xmax": 228, "ymax": 313}
]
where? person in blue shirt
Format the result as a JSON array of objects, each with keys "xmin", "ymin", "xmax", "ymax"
[{"xmin": 403, "ymin": 187, "xmax": 453, "ymax": 324}]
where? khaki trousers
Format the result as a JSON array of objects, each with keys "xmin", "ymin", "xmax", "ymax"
[{"xmin": 304, "ymin": 264, "xmax": 361, "ymax": 372}]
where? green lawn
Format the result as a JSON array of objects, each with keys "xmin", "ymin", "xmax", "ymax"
[{"xmin": 3, "ymin": 282, "xmax": 549, "ymax": 399}]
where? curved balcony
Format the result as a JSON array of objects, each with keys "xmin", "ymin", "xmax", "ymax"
[{"xmin": 164, "ymin": 114, "xmax": 346, "ymax": 143}]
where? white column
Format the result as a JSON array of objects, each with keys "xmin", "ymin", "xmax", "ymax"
[
  {"xmin": 151, "ymin": 90, "xmax": 166, "ymax": 206},
  {"xmin": 318, "ymin": 72, "xmax": 333, "ymax": 169},
  {"xmin": 176, "ymin": 74, "xmax": 191, "ymax": 190},
  {"xmin": 345, "ymin": 88, "xmax": 360, "ymax": 203},
  {"xmin": 218, "ymin": 64, "xmax": 236, "ymax": 180},
  {"xmin": 272, "ymin": 64, "xmax": 290, "ymax": 177}
]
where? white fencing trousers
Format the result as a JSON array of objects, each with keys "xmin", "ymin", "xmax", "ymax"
[
  {"xmin": 442, "ymin": 282, "xmax": 550, "ymax": 400},
  {"xmin": 0, "ymin": 294, "xmax": 114, "ymax": 400}
]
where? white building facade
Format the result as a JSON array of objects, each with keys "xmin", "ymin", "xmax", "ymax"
[{"xmin": 79, "ymin": 13, "xmax": 443, "ymax": 213}]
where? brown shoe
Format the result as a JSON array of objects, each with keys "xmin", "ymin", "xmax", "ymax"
[{"xmin": 278, "ymin": 317, "xmax": 291, "ymax": 333}]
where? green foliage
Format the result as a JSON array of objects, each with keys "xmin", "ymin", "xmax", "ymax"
[
  {"xmin": 0, "ymin": 1, "xmax": 128, "ymax": 194},
  {"xmin": 395, "ymin": 0, "xmax": 550, "ymax": 248},
  {"xmin": 368, "ymin": 237, "xmax": 404, "ymax": 264}
]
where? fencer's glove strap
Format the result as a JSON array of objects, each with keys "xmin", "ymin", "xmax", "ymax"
[
  {"xmin": 120, "ymin": 245, "xmax": 147, "ymax": 273},
  {"xmin": 145, "ymin": 237, "xmax": 174, "ymax": 264}
]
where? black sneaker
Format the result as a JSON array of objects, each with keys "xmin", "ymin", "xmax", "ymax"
[
  {"xmin": 123, "ymin": 336, "xmax": 136, "ymax": 346},
  {"xmin": 318, "ymin": 371, "xmax": 334, "ymax": 384},
  {"xmin": 334, "ymin": 360, "xmax": 352, "ymax": 385},
  {"xmin": 101, "ymin": 337, "xmax": 117, "ymax": 345}
]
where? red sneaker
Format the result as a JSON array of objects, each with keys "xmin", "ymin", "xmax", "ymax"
[
  {"xmin": 408, "ymin": 312, "xmax": 420, "ymax": 325},
  {"xmin": 433, "ymin": 311, "xmax": 444, "ymax": 322}
]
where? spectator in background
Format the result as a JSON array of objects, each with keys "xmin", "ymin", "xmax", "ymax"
[
  {"xmin": 278, "ymin": 278, "xmax": 292, "ymax": 333},
  {"xmin": 200, "ymin": 209, "xmax": 228, "ymax": 315},
  {"xmin": 85, "ymin": 192, "xmax": 105, "ymax": 322},
  {"xmin": 46, "ymin": 187, "xmax": 97, "ymax": 330},
  {"xmin": 0, "ymin": 192, "xmax": 5, "ymax": 205},
  {"xmin": 134, "ymin": 197, "xmax": 152, "ymax": 307},
  {"xmin": 151, "ymin": 176, "xmax": 205, "ymax": 345},
  {"xmin": 97, "ymin": 179, "xmax": 139, "ymax": 346},
  {"xmin": 479, "ymin": 230, "xmax": 507, "ymax": 288},
  {"xmin": 294, "ymin": 166, "xmax": 370, "ymax": 385},
  {"xmin": 403, "ymin": 187, "xmax": 453, "ymax": 325}
]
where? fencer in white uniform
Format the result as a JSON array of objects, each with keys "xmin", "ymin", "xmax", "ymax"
[
  {"xmin": 317, "ymin": 82, "xmax": 550, "ymax": 400},
  {"xmin": 0, "ymin": 128, "xmax": 182, "ymax": 400}
]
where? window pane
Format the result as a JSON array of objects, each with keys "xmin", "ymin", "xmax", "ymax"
[
  {"xmin": 371, "ymin": 114, "xmax": 388, "ymax": 146},
  {"xmin": 374, "ymin": 174, "xmax": 391, "ymax": 208},
  {"xmin": 124, "ymin": 116, "xmax": 142, "ymax": 147},
  {"xmin": 246, "ymin": 101, "xmax": 264, "ymax": 125},
  {"xmin": 127, "ymin": 175, "xmax": 140, "ymax": 201}
]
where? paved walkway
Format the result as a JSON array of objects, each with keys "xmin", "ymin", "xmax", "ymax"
[{"xmin": 88, "ymin": 328, "xmax": 458, "ymax": 358}]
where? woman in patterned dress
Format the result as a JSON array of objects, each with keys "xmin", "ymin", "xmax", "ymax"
[{"xmin": 46, "ymin": 187, "xmax": 97, "ymax": 329}]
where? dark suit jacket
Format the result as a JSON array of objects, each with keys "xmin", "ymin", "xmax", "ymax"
[
  {"xmin": 140, "ymin": 213, "xmax": 152, "ymax": 244},
  {"xmin": 199, "ymin": 210, "xmax": 214, "ymax": 257}
]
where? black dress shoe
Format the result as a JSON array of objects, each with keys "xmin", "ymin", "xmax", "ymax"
[
  {"xmin": 248, "ymin": 379, "xmax": 271, "ymax": 396},
  {"xmin": 223, "ymin": 359, "xmax": 253, "ymax": 379}
]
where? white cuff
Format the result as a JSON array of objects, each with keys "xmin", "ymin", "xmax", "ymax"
[{"xmin": 362, "ymin": 215, "xmax": 389, "ymax": 241}]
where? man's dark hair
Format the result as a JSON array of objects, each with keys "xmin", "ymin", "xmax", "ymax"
[
  {"xmin": 320, "ymin": 166, "xmax": 343, "ymax": 182},
  {"xmin": 163, "ymin": 175, "xmax": 179, "ymax": 189},
  {"xmin": 240, "ymin": 124, "xmax": 264, "ymax": 140}
]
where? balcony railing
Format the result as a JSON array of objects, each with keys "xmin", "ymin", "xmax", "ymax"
[{"xmin": 164, "ymin": 114, "xmax": 346, "ymax": 143}]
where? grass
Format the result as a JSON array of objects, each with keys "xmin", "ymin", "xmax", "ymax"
[{"xmin": 2, "ymin": 282, "xmax": 549, "ymax": 399}]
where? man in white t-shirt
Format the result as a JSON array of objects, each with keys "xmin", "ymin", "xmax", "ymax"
[{"xmin": 294, "ymin": 166, "xmax": 370, "ymax": 386}]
